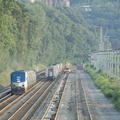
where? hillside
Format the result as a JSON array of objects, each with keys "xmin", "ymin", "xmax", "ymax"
[
  {"xmin": 72, "ymin": 1, "xmax": 120, "ymax": 48},
  {"xmin": 0, "ymin": 0, "xmax": 98, "ymax": 85}
]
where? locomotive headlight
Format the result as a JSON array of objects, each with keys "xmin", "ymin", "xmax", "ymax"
[{"xmin": 17, "ymin": 80, "xmax": 20, "ymax": 82}]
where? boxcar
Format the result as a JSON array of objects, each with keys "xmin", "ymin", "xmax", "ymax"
[
  {"xmin": 45, "ymin": 63, "xmax": 62, "ymax": 80},
  {"xmin": 77, "ymin": 64, "xmax": 83, "ymax": 70}
]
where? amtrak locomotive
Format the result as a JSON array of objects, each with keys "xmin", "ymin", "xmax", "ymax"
[{"xmin": 11, "ymin": 70, "xmax": 36, "ymax": 94}]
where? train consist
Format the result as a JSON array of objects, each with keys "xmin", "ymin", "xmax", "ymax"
[
  {"xmin": 10, "ymin": 63, "xmax": 63, "ymax": 94},
  {"xmin": 45, "ymin": 63, "xmax": 63, "ymax": 80},
  {"xmin": 11, "ymin": 70, "xmax": 37, "ymax": 94},
  {"xmin": 77, "ymin": 64, "xmax": 83, "ymax": 70}
]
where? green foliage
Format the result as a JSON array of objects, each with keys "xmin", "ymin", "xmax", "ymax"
[
  {"xmin": 85, "ymin": 64, "xmax": 120, "ymax": 111},
  {"xmin": 70, "ymin": 0, "xmax": 120, "ymax": 5},
  {"xmin": 114, "ymin": 98, "xmax": 120, "ymax": 112},
  {"xmin": 0, "ymin": 1, "xmax": 98, "ymax": 85},
  {"xmin": 72, "ymin": 1, "xmax": 120, "ymax": 48}
]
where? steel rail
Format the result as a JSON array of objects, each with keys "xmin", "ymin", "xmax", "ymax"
[
  {"xmin": 54, "ymin": 74, "xmax": 68, "ymax": 120},
  {"xmin": 0, "ymin": 85, "xmax": 10, "ymax": 93},
  {"xmin": 0, "ymin": 79, "xmax": 44, "ymax": 115},
  {"xmin": 76, "ymin": 78, "xmax": 83, "ymax": 120},
  {"xmin": 22, "ymin": 80, "xmax": 56, "ymax": 120},
  {"xmin": 80, "ymin": 71, "xmax": 93, "ymax": 120},
  {"xmin": 0, "ymin": 93, "xmax": 11, "ymax": 103},
  {"xmin": 8, "ymin": 81, "xmax": 50, "ymax": 120}
]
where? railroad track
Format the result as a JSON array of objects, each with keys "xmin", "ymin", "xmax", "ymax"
[
  {"xmin": 0, "ymin": 73, "xmax": 63, "ymax": 120},
  {"xmin": 0, "ymin": 70, "xmax": 93, "ymax": 120},
  {"xmin": 77, "ymin": 71, "xmax": 92, "ymax": 120},
  {"xmin": 0, "ymin": 86, "xmax": 11, "ymax": 101},
  {"xmin": 22, "ymin": 76, "xmax": 63, "ymax": 120},
  {"xmin": 29, "ymin": 74, "xmax": 66, "ymax": 120},
  {"xmin": 0, "ymin": 95, "xmax": 20, "ymax": 114},
  {"xmin": 36, "ymin": 70, "xmax": 45, "ymax": 81},
  {"xmin": 8, "ymin": 81, "xmax": 51, "ymax": 120},
  {"xmin": 0, "ymin": 85, "xmax": 10, "ymax": 93},
  {"xmin": 0, "ymin": 70, "xmax": 45, "ymax": 102},
  {"xmin": 41, "ymin": 74, "xmax": 68, "ymax": 120},
  {"xmin": 42, "ymin": 70, "xmax": 92, "ymax": 120},
  {"xmin": 0, "ymin": 78, "xmax": 47, "ymax": 120},
  {"xmin": 54, "ymin": 74, "xmax": 68, "ymax": 120},
  {"xmin": 0, "ymin": 91, "xmax": 11, "ymax": 103}
]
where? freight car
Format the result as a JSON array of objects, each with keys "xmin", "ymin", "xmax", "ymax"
[
  {"xmin": 77, "ymin": 64, "xmax": 83, "ymax": 70},
  {"xmin": 45, "ymin": 66, "xmax": 55, "ymax": 80},
  {"xmin": 45, "ymin": 63, "xmax": 63, "ymax": 80},
  {"xmin": 11, "ymin": 70, "xmax": 36, "ymax": 94}
]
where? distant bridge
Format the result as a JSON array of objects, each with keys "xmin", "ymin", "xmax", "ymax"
[{"xmin": 90, "ymin": 49, "xmax": 120, "ymax": 77}]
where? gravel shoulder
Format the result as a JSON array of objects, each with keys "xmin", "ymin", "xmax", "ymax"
[{"xmin": 81, "ymin": 71, "xmax": 120, "ymax": 120}]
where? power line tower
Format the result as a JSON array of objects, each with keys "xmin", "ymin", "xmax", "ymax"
[{"xmin": 95, "ymin": 27, "xmax": 108, "ymax": 51}]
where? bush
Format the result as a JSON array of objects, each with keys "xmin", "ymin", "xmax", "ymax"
[
  {"xmin": 84, "ymin": 64, "xmax": 120, "ymax": 111},
  {"xmin": 114, "ymin": 98, "xmax": 120, "ymax": 112}
]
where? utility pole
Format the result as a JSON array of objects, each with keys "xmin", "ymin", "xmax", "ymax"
[
  {"xmin": 95, "ymin": 27, "xmax": 108, "ymax": 51},
  {"xmin": 99, "ymin": 27, "xmax": 104, "ymax": 51}
]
